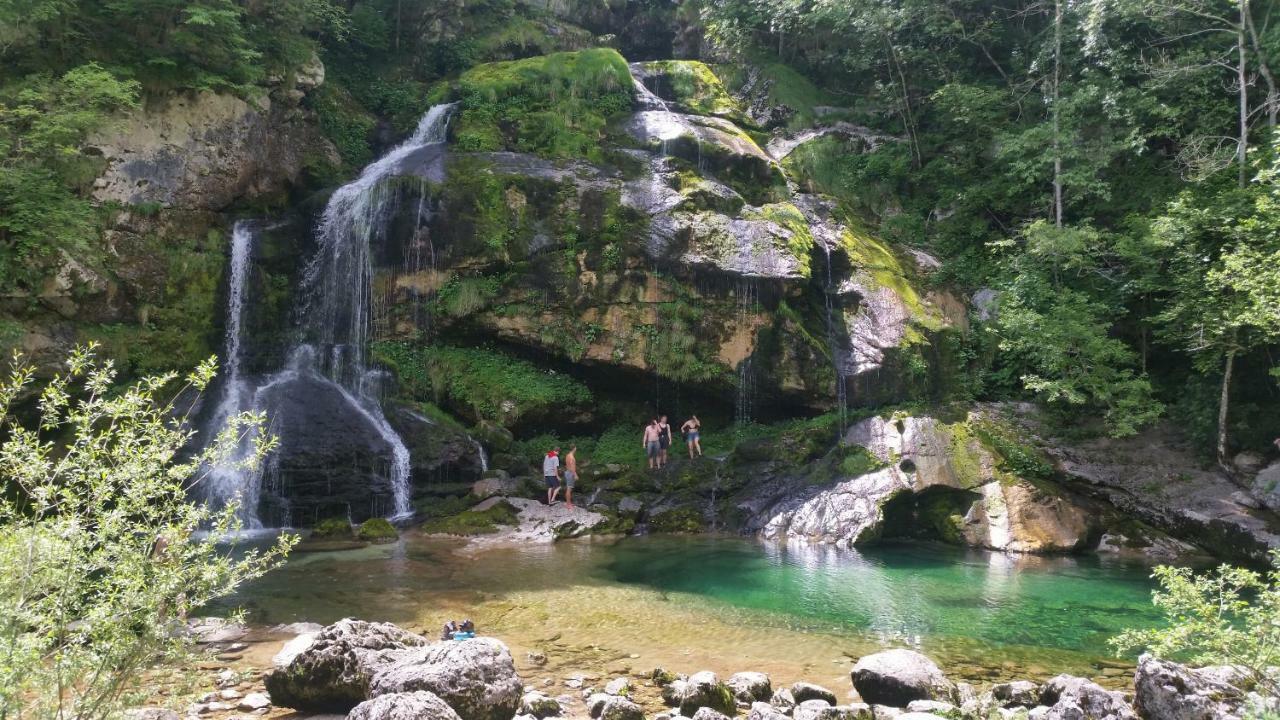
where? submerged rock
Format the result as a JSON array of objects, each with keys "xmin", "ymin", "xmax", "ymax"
[
  {"xmin": 850, "ymin": 649, "xmax": 955, "ymax": 707},
  {"xmin": 264, "ymin": 619, "xmax": 427, "ymax": 712},
  {"xmin": 368, "ymin": 637, "xmax": 523, "ymax": 720},
  {"xmin": 348, "ymin": 691, "xmax": 463, "ymax": 720},
  {"xmin": 520, "ymin": 691, "xmax": 563, "ymax": 719}
]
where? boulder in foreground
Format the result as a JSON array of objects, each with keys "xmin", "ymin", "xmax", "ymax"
[
  {"xmin": 851, "ymin": 649, "xmax": 955, "ymax": 706},
  {"xmin": 369, "ymin": 637, "xmax": 523, "ymax": 720},
  {"xmin": 348, "ymin": 691, "xmax": 463, "ymax": 720}
]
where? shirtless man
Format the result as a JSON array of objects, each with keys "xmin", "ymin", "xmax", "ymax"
[
  {"xmin": 642, "ymin": 419, "xmax": 661, "ymax": 470},
  {"xmin": 563, "ymin": 445, "xmax": 578, "ymax": 509}
]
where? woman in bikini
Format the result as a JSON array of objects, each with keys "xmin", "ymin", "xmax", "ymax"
[{"xmin": 681, "ymin": 415, "xmax": 702, "ymax": 458}]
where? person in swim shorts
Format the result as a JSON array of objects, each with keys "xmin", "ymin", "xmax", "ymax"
[
  {"xmin": 681, "ymin": 415, "xmax": 702, "ymax": 458},
  {"xmin": 543, "ymin": 447, "xmax": 561, "ymax": 504},
  {"xmin": 642, "ymin": 419, "xmax": 661, "ymax": 470},
  {"xmin": 563, "ymin": 444, "xmax": 578, "ymax": 509}
]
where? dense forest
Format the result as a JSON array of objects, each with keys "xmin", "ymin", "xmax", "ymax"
[{"xmin": 1, "ymin": 0, "xmax": 1278, "ymax": 464}]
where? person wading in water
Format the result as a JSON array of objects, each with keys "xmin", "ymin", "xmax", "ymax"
[
  {"xmin": 681, "ymin": 415, "xmax": 702, "ymax": 459},
  {"xmin": 643, "ymin": 419, "xmax": 661, "ymax": 471}
]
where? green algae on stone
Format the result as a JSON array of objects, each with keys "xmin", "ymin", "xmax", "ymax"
[
  {"xmin": 423, "ymin": 499, "xmax": 521, "ymax": 535},
  {"xmin": 452, "ymin": 49, "xmax": 634, "ymax": 161},
  {"xmin": 356, "ymin": 517, "xmax": 400, "ymax": 543},
  {"xmin": 637, "ymin": 60, "xmax": 744, "ymax": 121}
]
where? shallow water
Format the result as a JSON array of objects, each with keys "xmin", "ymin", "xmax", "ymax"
[{"xmin": 222, "ymin": 533, "xmax": 1161, "ymax": 689}]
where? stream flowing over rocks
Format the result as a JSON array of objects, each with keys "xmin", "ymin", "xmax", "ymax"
[{"xmin": 249, "ymin": 619, "xmax": 1272, "ymax": 720}]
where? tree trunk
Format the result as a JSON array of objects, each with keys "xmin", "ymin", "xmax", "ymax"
[
  {"xmin": 1244, "ymin": 4, "xmax": 1278, "ymax": 129},
  {"xmin": 1053, "ymin": 0, "xmax": 1064, "ymax": 227},
  {"xmin": 1218, "ymin": 348, "xmax": 1236, "ymax": 474},
  {"xmin": 1238, "ymin": 0, "xmax": 1249, "ymax": 189}
]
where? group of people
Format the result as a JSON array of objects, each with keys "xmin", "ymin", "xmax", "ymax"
[
  {"xmin": 542, "ymin": 445, "xmax": 578, "ymax": 507},
  {"xmin": 441, "ymin": 619, "xmax": 475, "ymax": 641},
  {"xmin": 643, "ymin": 415, "xmax": 702, "ymax": 470},
  {"xmin": 538, "ymin": 415, "xmax": 705, "ymax": 507}
]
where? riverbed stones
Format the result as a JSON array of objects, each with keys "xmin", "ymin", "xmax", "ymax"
[
  {"xmin": 664, "ymin": 672, "xmax": 737, "ymax": 717},
  {"xmin": 597, "ymin": 696, "xmax": 645, "ymax": 720},
  {"xmin": 769, "ymin": 688, "xmax": 797, "ymax": 713},
  {"xmin": 1132, "ymin": 654, "xmax": 1249, "ymax": 720},
  {"xmin": 748, "ymin": 701, "xmax": 790, "ymax": 720},
  {"xmin": 904, "ymin": 701, "xmax": 959, "ymax": 719},
  {"xmin": 1038, "ymin": 675, "xmax": 1137, "ymax": 720},
  {"xmin": 264, "ymin": 618, "xmax": 427, "ymax": 712},
  {"xmin": 368, "ymin": 637, "xmax": 522, "ymax": 720},
  {"xmin": 851, "ymin": 650, "xmax": 955, "ymax": 707},
  {"xmin": 236, "ymin": 693, "xmax": 271, "ymax": 712},
  {"xmin": 521, "ymin": 691, "xmax": 563, "ymax": 719},
  {"xmin": 692, "ymin": 708, "xmax": 732, "ymax": 720},
  {"xmin": 604, "ymin": 677, "xmax": 633, "ymax": 696},
  {"xmin": 348, "ymin": 691, "xmax": 463, "ymax": 720},
  {"xmin": 794, "ymin": 700, "xmax": 874, "ymax": 720},
  {"xmin": 992, "ymin": 681, "xmax": 1041, "ymax": 708},
  {"xmin": 790, "ymin": 682, "xmax": 837, "ymax": 706},
  {"xmin": 728, "ymin": 672, "xmax": 773, "ymax": 703}
]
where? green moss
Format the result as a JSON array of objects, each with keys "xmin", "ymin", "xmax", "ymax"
[
  {"xmin": 749, "ymin": 202, "xmax": 815, "ymax": 278},
  {"xmin": 915, "ymin": 492, "xmax": 970, "ymax": 544},
  {"xmin": 639, "ymin": 60, "xmax": 743, "ymax": 120},
  {"xmin": 971, "ymin": 418, "xmax": 1054, "ymax": 482},
  {"xmin": 453, "ymin": 49, "xmax": 634, "ymax": 161},
  {"xmin": 422, "ymin": 500, "xmax": 521, "ymax": 535},
  {"xmin": 311, "ymin": 517, "xmax": 354, "ymax": 539},
  {"xmin": 373, "ymin": 341, "xmax": 592, "ymax": 428},
  {"xmin": 310, "ymin": 82, "xmax": 376, "ymax": 170},
  {"xmin": 649, "ymin": 506, "xmax": 705, "ymax": 534},
  {"xmin": 355, "ymin": 518, "xmax": 399, "ymax": 543},
  {"xmin": 839, "ymin": 445, "xmax": 885, "ymax": 477},
  {"xmin": 713, "ymin": 58, "xmax": 841, "ymax": 129}
]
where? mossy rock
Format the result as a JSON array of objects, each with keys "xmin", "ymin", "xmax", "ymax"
[
  {"xmin": 422, "ymin": 500, "xmax": 521, "ymax": 535},
  {"xmin": 356, "ymin": 518, "xmax": 399, "ymax": 543},
  {"xmin": 634, "ymin": 60, "xmax": 746, "ymax": 122},
  {"xmin": 310, "ymin": 517, "xmax": 354, "ymax": 539},
  {"xmin": 649, "ymin": 506, "xmax": 705, "ymax": 534}
]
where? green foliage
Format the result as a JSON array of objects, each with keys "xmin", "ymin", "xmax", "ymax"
[
  {"xmin": 422, "ymin": 500, "xmax": 520, "ymax": 535},
  {"xmin": 970, "ymin": 418, "xmax": 1054, "ymax": 481},
  {"xmin": 372, "ymin": 341, "xmax": 591, "ymax": 427},
  {"xmin": 0, "ymin": 346, "xmax": 295, "ymax": 719},
  {"xmin": 1112, "ymin": 553, "xmax": 1280, "ymax": 701},
  {"xmin": 639, "ymin": 60, "xmax": 743, "ymax": 119},
  {"xmin": 356, "ymin": 517, "xmax": 399, "ymax": 543},
  {"xmin": 452, "ymin": 49, "xmax": 634, "ymax": 161},
  {"xmin": 311, "ymin": 83, "xmax": 377, "ymax": 169},
  {"xmin": 839, "ymin": 445, "xmax": 885, "ymax": 477}
]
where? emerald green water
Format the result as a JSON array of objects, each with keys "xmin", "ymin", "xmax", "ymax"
[
  {"xmin": 226, "ymin": 533, "xmax": 1163, "ymax": 684},
  {"xmin": 597, "ymin": 537, "xmax": 1160, "ymax": 654}
]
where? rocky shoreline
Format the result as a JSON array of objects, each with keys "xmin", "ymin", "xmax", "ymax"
[{"xmin": 136, "ymin": 618, "xmax": 1270, "ymax": 720}]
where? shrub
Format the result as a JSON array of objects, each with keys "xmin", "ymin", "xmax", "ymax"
[
  {"xmin": 356, "ymin": 518, "xmax": 399, "ymax": 543},
  {"xmin": 1111, "ymin": 553, "xmax": 1280, "ymax": 700},
  {"xmin": 311, "ymin": 517, "xmax": 354, "ymax": 539},
  {"xmin": 0, "ymin": 346, "xmax": 295, "ymax": 719}
]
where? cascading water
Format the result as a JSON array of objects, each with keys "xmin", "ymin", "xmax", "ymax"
[
  {"xmin": 201, "ymin": 104, "xmax": 458, "ymax": 526},
  {"xmin": 202, "ymin": 220, "xmax": 261, "ymax": 526},
  {"xmin": 733, "ymin": 279, "xmax": 759, "ymax": 426}
]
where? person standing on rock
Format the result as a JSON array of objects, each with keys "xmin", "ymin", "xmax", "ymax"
[
  {"xmin": 643, "ymin": 420, "xmax": 661, "ymax": 470},
  {"xmin": 657, "ymin": 415, "xmax": 673, "ymax": 468},
  {"xmin": 564, "ymin": 445, "xmax": 578, "ymax": 509},
  {"xmin": 543, "ymin": 447, "xmax": 562, "ymax": 505},
  {"xmin": 681, "ymin": 415, "xmax": 702, "ymax": 459}
]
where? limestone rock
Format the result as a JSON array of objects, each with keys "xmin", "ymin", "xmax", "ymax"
[
  {"xmin": 789, "ymin": 683, "xmax": 837, "ymax": 706},
  {"xmin": 472, "ymin": 475, "xmax": 517, "ymax": 500},
  {"xmin": 604, "ymin": 677, "xmax": 633, "ymax": 696},
  {"xmin": 1251, "ymin": 462, "xmax": 1280, "ymax": 513},
  {"xmin": 904, "ymin": 701, "xmax": 959, "ymax": 718},
  {"xmin": 850, "ymin": 649, "xmax": 955, "ymax": 707},
  {"xmin": 349, "ymin": 691, "xmax": 463, "ymax": 720},
  {"xmin": 770, "ymin": 688, "xmax": 797, "ymax": 713},
  {"xmin": 368, "ymin": 637, "xmax": 523, "ymax": 720},
  {"xmin": 664, "ymin": 672, "xmax": 736, "ymax": 717},
  {"xmin": 749, "ymin": 701, "xmax": 790, "ymax": 720},
  {"xmin": 124, "ymin": 709, "xmax": 180, "ymax": 720},
  {"xmin": 88, "ymin": 91, "xmax": 333, "ymax": 211},
  {"xmin": 264, "ymin": 618, "xmax": 427, "ymax": 712},
  {"xmin": 1039, "ymin": 675, "xmax": 1137, "ymax": 720},
  {"xmin": 236, "ymin": 693, "xmax": 271, "ymax": 712},
  {"xmin": 727, "ymin": 672, "xmax": 773, "ymax": 703},
  {"xmin": 598, "ymin": 696, "xmax": 645, "ymax": 720},
  {"xmin": 521, "ymin": 691, "xmax": 563, "ymax": 719},
  {"xmin": 692, "ymin": 708, "xmax": 732, "ymax": 720},
  {"xmin": 993, "ymin": 681, "xmax": 1041, "ymax": 709},
  {"xmin": 795, "ymin": 701, "xmax": 874, "ymax": 720},
  {"xmin": 1133, "ymin": 654, "xmax": 1248, "ymax": 720}
]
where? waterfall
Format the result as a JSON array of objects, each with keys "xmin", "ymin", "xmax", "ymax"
[
  {"xmin": 822, "ymin": 244, "xmax": 849, "ymax": 440},
  {"xmin": 472, "ymin": 438, "xmax": 489, "ymax": 473},
  {"xmin": 201, "ymin": 104, "xmax": 458, "ymax": 526},
  {"xmin": 203, "ymin": 220, "xmax": 261, "ymax": 527},
  {"xmin": 733, "ymin": 279, "xmax": 758, "ymax": 426}
]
